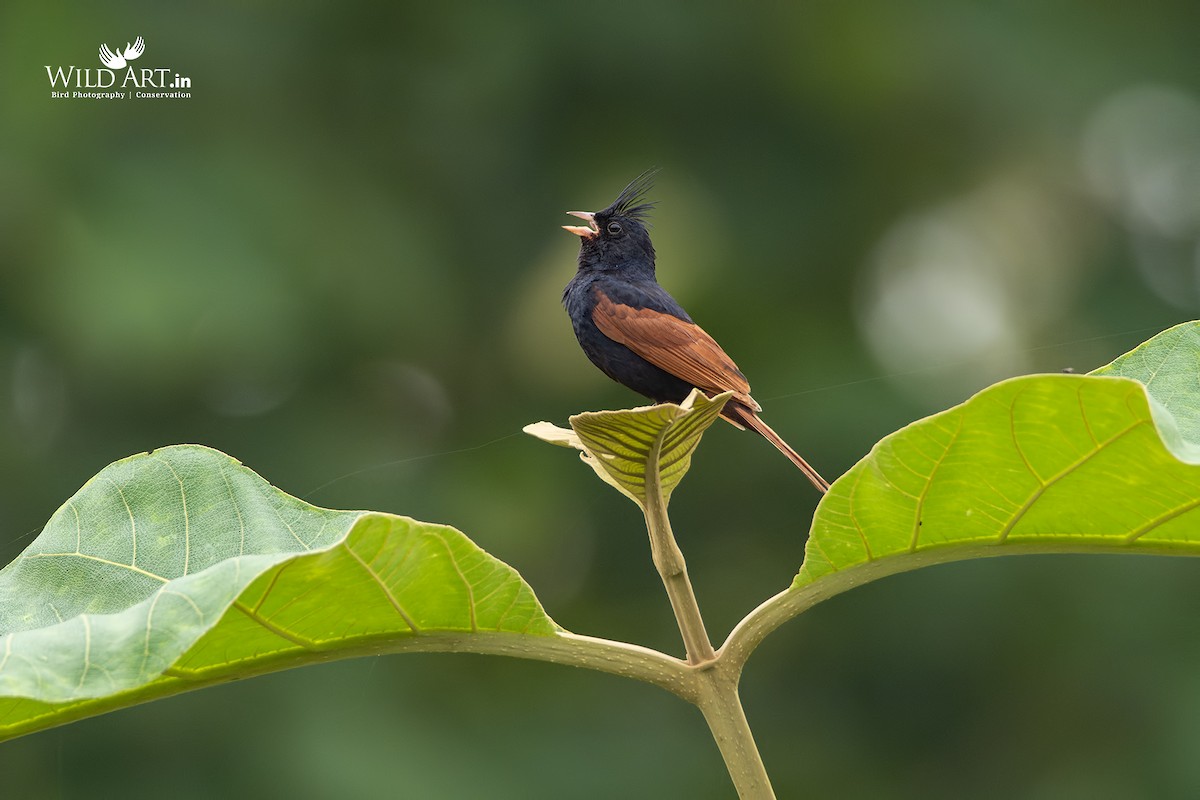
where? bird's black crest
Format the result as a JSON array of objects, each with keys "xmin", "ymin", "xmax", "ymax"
[{"xmin": 605, "ymin": 168, "xmax": 659, "ymax": 221}]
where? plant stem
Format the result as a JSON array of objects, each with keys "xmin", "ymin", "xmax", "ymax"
[
  {"xmin": 639, "ymin": 424, "xmax": 775, "ymax": 798},
  {"xmin": 642, "ymin": 430, "xmax": 715, "ymax": 665},
  {"xmin": 695, "ymin": 665, "xmax": 776, "ymax": 800}
]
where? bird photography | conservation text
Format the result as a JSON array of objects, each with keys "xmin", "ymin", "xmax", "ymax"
[{"xmin": 44, "ymin": 36, "xmax": 192, "ymax": 100}]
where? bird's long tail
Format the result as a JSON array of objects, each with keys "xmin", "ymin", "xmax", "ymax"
[{"xmin": 726, "ymin": 405, "xmax": 830, "ymax": 493}]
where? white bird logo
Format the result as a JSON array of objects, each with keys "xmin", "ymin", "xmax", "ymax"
[{"xmin": 99, "ymin": 36, "xmax": 145, "ymax": 69}]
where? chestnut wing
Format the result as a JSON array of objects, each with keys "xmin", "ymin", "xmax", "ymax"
[{"xmin": 592, "ymin": 289, "xmax": 760, "ymax": 410}]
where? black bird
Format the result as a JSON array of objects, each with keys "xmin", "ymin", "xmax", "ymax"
[{"xmin": 561, "ymin": 170, "xmax": 830, "ymax": 493}]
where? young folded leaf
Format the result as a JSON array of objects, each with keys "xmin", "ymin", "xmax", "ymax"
[{"xmin": 524, "ymin": 389, "xmax": 733, "ymax": 508}]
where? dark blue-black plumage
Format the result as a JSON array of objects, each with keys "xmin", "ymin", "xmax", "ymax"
[
  {"xmin": 560, "ymin": 171, "xmax": 830, "ymax": 492},
  {"xmin": 562, "ymin": 171, "xmax": 696, "ymax": 403}
]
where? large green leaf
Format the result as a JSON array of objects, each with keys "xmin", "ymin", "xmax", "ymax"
[
  {"xmin": 799, "ymin": 321, "xmax": 1200, "ymax": 583},
  {"xmin": 723, "ymin": 321, "xmax": 1200, "ymax": 664},
  {"xmin": 0, "ymin": 446, "xmax": 566, "ymax": 741}
]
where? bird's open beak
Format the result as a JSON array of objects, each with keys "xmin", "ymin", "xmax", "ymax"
[{"xmin": 562, "ymin": 211, "xmax": 599, "ymax": 239}]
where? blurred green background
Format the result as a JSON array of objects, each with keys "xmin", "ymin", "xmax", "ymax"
[{"xmin": 3, "ymin": 1, "xmax": 1200, "ymax": 797}]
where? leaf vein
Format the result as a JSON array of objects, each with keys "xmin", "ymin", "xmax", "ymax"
[
  {"xmin": 76, "ymin": 616, "xmax": 92, "ymax": 692},
  {"xmin": 428, "ymin": 531, "xmax": 477, "ymax": 632},
  {"xmin": 149, "ymin": 454, "xmax": 191, "ymax": 575},
  {"xmin": 911, "ymin": 410, "xmax": 964, "ymax": 552},
  {"xmin": 1125, "ymin": 496, "xmax": 1200, "ymax": 543},
  {"xmin": 102, "ymin": 477, "xmax": 137, "ymax": 568},
  {"xmin": 25, "ymin": 552, "xmax": 168, "ymax": 583},
  {"xmin": 997, "ymin": 418, "xmax": 1150, "ymax": 543},
  {"xmin": 219, "ymin": 466, "xmax": 247, "ymax": 557},
  {"xmin": 233, "ymin": 602, "xmax": 317, "ymax": 648},
  {"xmin": 345, "ymin": 545, "xmax": 420, "ymax": 632},
  {"xmin": 847, "ymin": 465, "xmax": 873, "ymax": 561}
]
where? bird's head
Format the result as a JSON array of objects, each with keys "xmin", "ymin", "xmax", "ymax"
[{"xmin": 564, "ymin": 169, "xmax": 658, "ymax": 275}]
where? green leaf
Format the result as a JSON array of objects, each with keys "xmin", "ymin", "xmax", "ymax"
[
  {"xmin": 795, "ymin": 370, "xmax": 1200, "ymax": 584},
  {"xmin": 0, "ymin": 445, "xmax": 562, "ymax": 741},
  {"xmin": 1092, "ymin": 320, "xmax": 1200, "ymax": 462},
  {"xmin": 800, "ymin": 322, "xmax": 1200, "ymax": 588},
  {"xmin": 524, "ymin": 389, "xmax": 732, "ymax": 507},
  {"xmin": 724, "ymin": 322, "xmax": 1200, "ymax": 665}
]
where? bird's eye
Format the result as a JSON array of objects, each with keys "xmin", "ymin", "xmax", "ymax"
[{"xmin": 606, "ymin": 222, "xmax": 623, "ymax": 235}]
